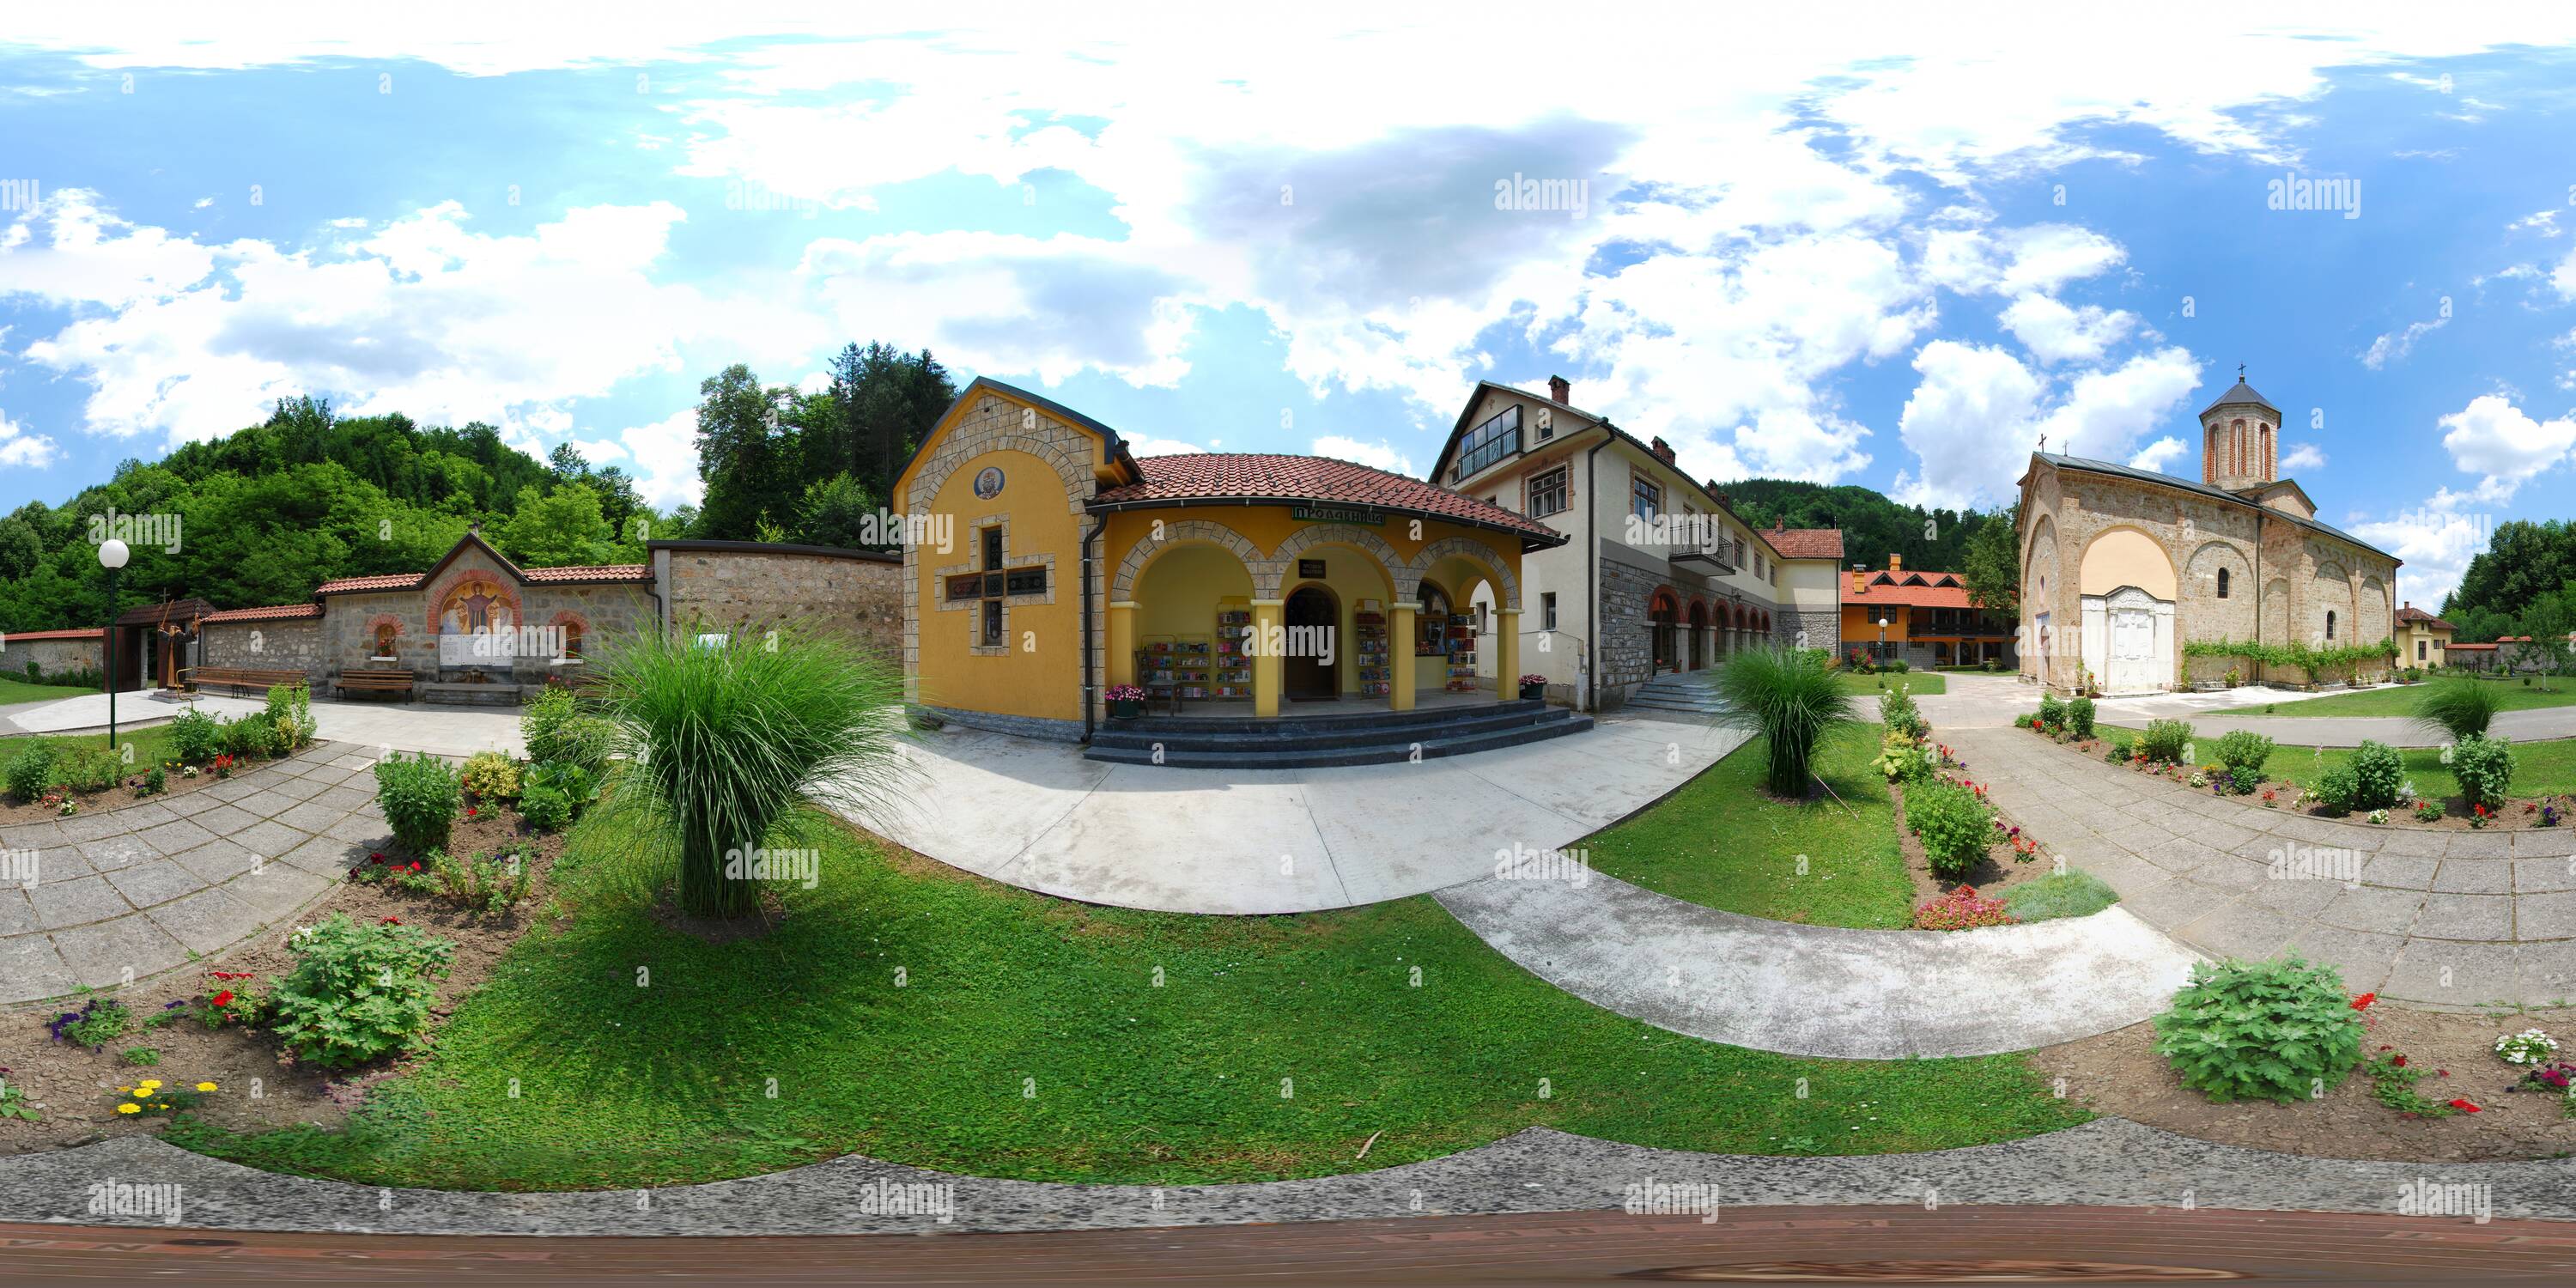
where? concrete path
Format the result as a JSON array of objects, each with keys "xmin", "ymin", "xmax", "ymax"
[
  {"xmin": 15, "ymin": 1117, "xmax": 2576, "ymax": 1236},
  {"xmin": 839, "ymin": 714, "xmax": 1752, "ymax": 914},
  {"xmin": 0, "ymin": 743, "xmax": 386, "ymax": 1005},
  {"xmin": 1952, "ymin": 724, "xmax": 2576, "ymax": 1007},
  {"xmin": 1437, "ymin": 871, "xmax": 2199, "ymax": 1058},
  {"xmin": 4, "ymin": 690, "xmax": 525, "ymax": 758}
]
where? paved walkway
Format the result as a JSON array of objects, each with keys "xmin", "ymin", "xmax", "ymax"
[
  {"xmin": 1914, "ymin": 673, "xmax": 2576, "ymax": 747},
  {"xmin": 1953, "ymin": 724, "xmax": 2576, "ymax": 1007},
  {"xmin": 14, "ymin": 1117, "xmax": 2576, "ymax": 1235},
  {"xmin": 0, "ymin": 743, "xmax": 385, "ymax": 1005},
  {"xmin": 839, "ymin": 713, "xmax": 1751, "ymax": 914},
  {"xmin": 1437, "ymin": 872, "xmax": 2198, "ymax": 1057},
  {"xmin": 3, "ymin": 690, "xmax": 526, "ymax": 758}
]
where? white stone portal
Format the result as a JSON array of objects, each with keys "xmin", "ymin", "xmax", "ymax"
[{"xmin": 2081, "ymin": 586, "xmax": 2173, "ymax": 696}]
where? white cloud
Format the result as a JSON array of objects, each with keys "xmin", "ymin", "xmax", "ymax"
[
  {"xmin": 1998, "ymin": 292, "xmax": 2136, "ymax": 364},
  {"xmin": 2510, "ymin": 209, "xmax": 2562, "ymax": 238},
  {"xmin": 2281, "ymin": 440, "xmax": 2327, "ymax": 471},
  {"xmin": 1128, "ymin": 435, "xmax": 1209, "ymax": 457},
  {"xmin": 9, "ymin": 193, "xmax": 824, "ymax": 448},
  {"xmin": 2361, "ymin": 313, "xmax": 2448, "ymax": 368},
  {"xmin": 607, "ymin": 409, "xmax": 702, "ymax": 510},
  {"xmin": 2435, "ymin": 393, "xmax": 2576, "ymax": 503},
  {"xmin": 1894, "ymin": 342, "xmax": 2200, "ymax": 508},
  {"xmin": 1311, "ymin": 434, "xmax": 1414, "ymax": 475},
  {"xmin": 0, "ymin": 406, "xmax": 58, "ymax": 468},
  {"xmin": 2128, "ymin": 436, "xmax": 2186, "ymax": 471},
  {"xmin": 2348, "ymin": 505, "xmax": 2494, "ymax": 610}
]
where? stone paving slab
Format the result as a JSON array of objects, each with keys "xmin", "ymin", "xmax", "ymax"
[
  {"xmin": 13, "ymin": 1118, "xmax": 2576, "ymax": 1236},
  {"xmin": 0, "ymin": 743, "xmax": 386, "ymax": 1005},
  {"xmin": 1953, "ymin": 724, "xmax": 2576, "ymax": 1008}
]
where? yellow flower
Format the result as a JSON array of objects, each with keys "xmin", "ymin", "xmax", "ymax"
[
  {"xmin": 118, "ymin": 1086, "xmax": 132, "ymax": 1094},
  {"xmin": 116, "ymin": 1103, "xmax": 139, "ymax": 1115},
  {"xmin": 195, "ymin": 1082, "xmax": 217, "ymax": 1092},
  {"xmin": 136, "ymin": 1079, "xmax": 161, "ymax": 1091}
]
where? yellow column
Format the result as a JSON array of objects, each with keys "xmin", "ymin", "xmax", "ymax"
[
  {"xmin": 1496, "ymin": 609, "xmax": 1520, "ymax": 703},
  {"xmin": 1252, "ymin": 598, "xmax": 1284, "ymax": 718},
  {"xmin": 1106, "ymin": 601, "xmax": 1138, "ymax": 688},
  {"xmin": 1389, "ymin": 603, "xmax": 1418, "ymax": 711}
]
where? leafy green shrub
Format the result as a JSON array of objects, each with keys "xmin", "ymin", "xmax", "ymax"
[
  {"xmin": 268, "ymin": 914, "xmax": 454, "ymax": 1069},
  {"xmin": 1878, "ymin": 687, "xmax": 1927, "ymax": 740},
  {"xmin": 2315, "ymin": 764, "xmax": 2363, "ymax": 814},
  {"xmin": 459, "ymin": 750, "xmax": 522, "ymax": 802},
  {"xmin": 517, "ymin": 782, "xmax": 573, "ymax": 832},
  {"xmin": 2413, "ymin": 678, "xmax": 2504, "ymax": 742},
  {"xmin": 58, "ymin": 745, "xmax": 119, "ymax": 793},
  {"xmin": 523, "ymin": 760, "xmax": 595, "ymax": 807},
  {"xmin": 223, "ymin": 714, "xmax": 282, "ymax": 759},
  {"xmin": 525, "ymin": 687, "xmax": 617, "ymax": 779},
  {"xmin": 2066, "ymin": 696, "xmax": 2095, "ymax": 738},
  {"xmin": 2140, "ymin": 719, "xmax": 2193, "ymax": 764},
  {"xmin": 2214, "ymin": 729, "xmax": 2275, "ymax": 779},
  {"xmin": 374, "ymin": 752, "xmax": 461, "ymax": 854},
  {"xmin": 5, "ymin": 743, "xmax": 57, "ymax": 801},
  {"xmin": 168, "ymin": 708, "xmax": 225, "ymax": 763},
  {"xmin": 137, "ymin": 766, "xmax": 167, "ymax": 797},
  {"xmin": 2001, "ymin": 871, "xmax": 2120, "ymax": 922},
  {"xmin": 1714, "ymin": 647, "xmax": 1859, "ymax": 799},
  {"xmin": 46, "ymin": 994, "xmax": 131, "ymax": 1049},
  {"xmin": 2037, "ymin": 692, "xmax": 2066, "ymax": 732},
  {"xmin": 2446, "ymin": 734, "xmax": 2516, "ymax": 811},
  {"xmin": 1905, "ymin": 780, "xmax": 1995, "ymax": 880},
  {"xmin": 2229, "ymin": 766, "xmax": 2263, "ymax": 796},
  {"xmin": 2349, "ymin": 740, "xmax": 2404, "ymax": 811},
  {"xmin": 2153, "ymin": 957, "xmax": 2364, "ymax": 1103},
  {"xmin": 2104, "ymin": 737, "xmax": 2133, "ymax": 764},
  {"xmin": 1872, "ymin": 730, "xmax": 1935, "ymax": 784},
  {"xmin": 264, "ymin": 683, "xmax": 317, "ymax": 748},
  {"xmin": 592, "ymin": 624, "xmax": 910, "ymax": 917},
  {"xmin": 1883, "ymin": 658, "xmax": 1910, "ymax": 673},
  {"xmin": 521, "ymin": 685, "xmax": 577, "ymax": 759}
]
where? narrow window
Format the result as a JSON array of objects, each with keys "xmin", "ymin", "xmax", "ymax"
[
  {"xmin": 2325, "ymin": 610, "xmax": 2337, "ymax": 641},
  {"xmin": 2215, "ymin": 568, "xmax": 2229, "ymax": 598},
  {"xmin": 1541, "ymin": 592, "xmax": 1558, "ymax": 632},
  {"xmin": 562, "ymin": 623, "xmax": 584, "ymax": 659}
]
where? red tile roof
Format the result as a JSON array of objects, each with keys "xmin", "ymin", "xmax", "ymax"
[
  {"xmin": 1097, "ymin": 453, "xmax": 1564, "ymax": 543},
  {"xmin": 1843, "ymin": 569, "xmax": 1976, "ymax": 609},
  {"xmin": 2394, "ymin": 605, "xmax": 2455, "ymax": 629},
  {"xmin": 2448, "ymin": 641, "xmax": 2499, "ymax": 651},
  {"xmin": 2, "ymin": 628, "xmax": 103, "ymax": 642},
  {"xmin": 1764, "ymin": 526, "xmax": 1844, "ymax": 560},
  {"xmin": 316, "ymin": 564, "xmax": 649, "ymax": 595},
  {"xmin": 314, "ymin": 572, "xmax": 427, "ymax": 594},
  {"xmin": 201, "ymin": 603, "xmax": 325, "ymax": 623}
]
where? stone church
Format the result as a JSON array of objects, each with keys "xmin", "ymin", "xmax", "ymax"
[{"xmin": 2016, "ymin": 374, "xmax": 2400, "ymax": 696}]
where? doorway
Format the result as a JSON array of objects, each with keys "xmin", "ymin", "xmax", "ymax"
[{"xmin": 1284, "ymin": 585, "xmax": 1339, "ymax": 700}]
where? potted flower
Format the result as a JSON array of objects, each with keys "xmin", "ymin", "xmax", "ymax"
[
  {"xmin": 1517, "ymin": 672, "xmax": 1547, "ymax": 701},
  {"xmin": 1106, "ymin": 683, "xmax": 1145, "ymax": 720}
]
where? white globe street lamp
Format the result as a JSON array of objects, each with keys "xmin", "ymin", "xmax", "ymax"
[{"xmin": 99, "ymin": 538, "xmax": 129, "ymax": 750}]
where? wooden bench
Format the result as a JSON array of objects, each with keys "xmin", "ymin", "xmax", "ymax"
[
  {"xmin": 186, "ymin": 666, "xmax": 309, "ymax": 696},
  {"xmin": 336, "ymin": 669, "xmax": 416, "ymax": 700}
]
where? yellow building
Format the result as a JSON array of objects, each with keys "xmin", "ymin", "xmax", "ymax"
[
  {"xmin": 897, "ymin": 379, "xmax": 1571, "ymax": 750},
  {"xmin": 2394, "ymin": 603, "xmax": 2453, "ymax": 671}
]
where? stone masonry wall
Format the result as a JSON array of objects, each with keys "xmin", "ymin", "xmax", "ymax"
[
  {"xmin": 665, "ymin": 550, "xmax": 903, "ymax": 663},
  {"xmin": 1595, "ymin": 550, "xmax": 1661, "ymax": 710},
  {"xmin": 199, "ymin": 618, "xmax": 326, "ymax": 685},
  {"xmin": 4, "ymin": 637, "xmax": 104, "ymax": 680}
]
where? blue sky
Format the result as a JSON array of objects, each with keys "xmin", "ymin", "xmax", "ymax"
[{"xmin": 3, "ymin": 10, "xmax": 2575, "ymax": 604}]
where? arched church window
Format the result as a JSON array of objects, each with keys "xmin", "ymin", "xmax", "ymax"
[
  {"xmin": 374, "ymin": 623, "xmax": 398, "ymax": 656},
  {"xmin": 2215, "ymin": 568, "xmax": 2229, "ymax": 599},
  {"xmin": 2325, "ymin": 611, "xmax": 2337, "ymax": 641}
]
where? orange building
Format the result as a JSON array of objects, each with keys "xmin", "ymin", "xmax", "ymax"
[{"xmin": 1838, "ymin": 556, "xmax": 2016, "ymax": 668}]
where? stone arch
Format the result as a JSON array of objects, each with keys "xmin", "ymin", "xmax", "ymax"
[
  {"xmin": 426, "ymin": 569, "xmax": 522, "ymax": 638},
  {"xmin": 547, "ymin": 610, "xmax": 592, "ymax": 659},
  {"xmin": 2312, "ymin": 560, "xmax": 2353, "ymax": 646},
  {"xmin": 363, "ymin": 611, "xmax": 404, "ymax": 658},
  {"xmin": 907, "ymin": 393, "xmax": 1097, "ymax": 518},
  {"xmin": 2358, "ymin": 574, "xmax": 2391, "ymax": 643},
  {"xmin": 1111, "ymin": 519, "xmax": 1268, "ymax": 601},
  {"xmin": 2078, "ymin": 526, "xmax": 2177, "ymax": 601},
  {"xmin": 1270, "ymin": 523, "xmax": 1412, "ymax": 600},
  {"xmin": 1410, "ymin": 535, "xmax": 1520, "ymax": 610}
]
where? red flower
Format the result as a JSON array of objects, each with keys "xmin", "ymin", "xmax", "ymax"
[
  {"xmin": 465, "ymin": 806, "xmax": 478, "ymax": 818},
  {"xmin": 210, "ymin": 990, "xmax": 234, "ymax": 1008},
  {"xmin": 368, "ymin": 852, "xmax": 385, "ymax": 863},
  {"xmin": 380, "ymin": 916, "xmax": 402, "ymax": 926},
  {"xmin": 2391, "ymin": 1054, "xmax": 2407, "ymax": 1067},
  {"xmin": 2449, "ymin": 1098, "xmax": 2482, "ymax": 1113},
  {"xmin": 2350, "ymin": 992, "xmax": 2376, "ymax": 1010}
]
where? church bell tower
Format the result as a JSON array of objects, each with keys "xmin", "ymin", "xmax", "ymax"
[{"xmin": 2199, "ymin": 365, "xmax": 2278, "ymax": 489}]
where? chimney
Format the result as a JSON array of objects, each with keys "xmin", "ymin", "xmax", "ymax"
[
  {"xmin": 1649, "ymin": 436, "xmax": 1676, "ymax": 465},
  {"xmin": 1889, "ymin": 553, "xmax": 1903, "ymax": 572},
  {"xmin": 1547, "ymin": 374, "xmax": 1570, "ymax": 404}
]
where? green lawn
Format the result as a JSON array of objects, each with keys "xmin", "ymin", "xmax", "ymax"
[
  {"xmin": 2217, "ymin": 682, "xmax": 2576, "ymax": 720},
  {"xmin": 167, "ymin": 807, "xmax": 2083, "ymax": 1191},
  {"xmin": 2102, "ymin": 726, "xmax": 2576, "ymax": 800},
  {"xmin": 1583, "ymin": 724, "xmax": 1916, "ymax": 928},
  {"xmin": 0, "ymin": 677, "xmax": 93, "ymax": 708},
  {"xmin": 1836, "ymin": 671, "xmax": 1946, "ymax": 696},
  {"xmin": 0, "ymin": 722, "xmax": 184, "ymax": 774}
]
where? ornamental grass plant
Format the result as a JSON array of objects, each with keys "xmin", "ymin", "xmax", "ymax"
[
  {"xmin": 588, "ymin": 624, "xmax": 912, "ymax": 918},
  {"xmin": 1716, "ymin": 647, "xmax": 1859, "ymax": 798}
]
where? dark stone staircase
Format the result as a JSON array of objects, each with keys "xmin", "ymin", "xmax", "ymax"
[
  {"xmin": 1085, "ymin": 698, "xmax": 1593, "ymax": 769},
  {"xmin": 1620, "ymin": 669, "xmax": 1730, "ymax": 717}
]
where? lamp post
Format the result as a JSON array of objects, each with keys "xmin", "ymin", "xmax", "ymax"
[
  {"xmin": 1877, "ymin": 614, "xmax": 1890, "ymax": 667},
  {"xmin": 99, "ymin": 538, "xmax": 128, "ymax": 752}
]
